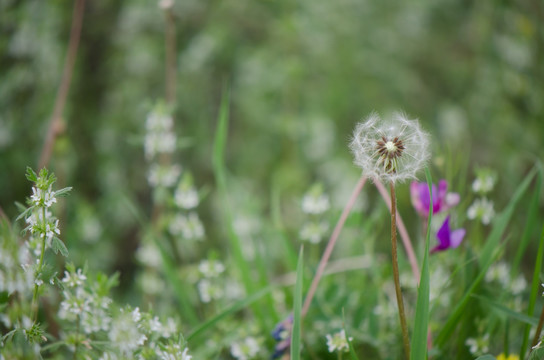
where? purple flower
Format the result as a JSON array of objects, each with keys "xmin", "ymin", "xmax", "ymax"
[
  {"xmin": 271, "ymin": 315, "xmax": 293, "ymax": 359},
  {"xmin": 410, "ymin": 180, "xmax": 460, "ymax": 217},
  {"xmin": 431, "ymin": 216, "xmax": 466, "ymax": 253}
]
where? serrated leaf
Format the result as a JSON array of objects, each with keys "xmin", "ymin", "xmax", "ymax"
[
  {"xmin": 52, "ymin": 237, "xmax": 68, "ymax": 257},
  {"xmin": 25, "ymin": 167, "xmax": 38, "ymax": 182}
]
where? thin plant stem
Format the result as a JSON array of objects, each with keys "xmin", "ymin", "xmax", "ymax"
[
  {"xmin": 73, "ymin": 316, "xmax": 81, "ymax": 360},
  {"xmin": 301, "ymin": 176, "xmax": 367, "ymax": 317},
  {"xmin": 164, "ymin": 6, "xmax": 177, "ymax": 105},
  {"xmin": 374, "ymin": 179, "xmax": 420, "ymax": 283},
  {"xmin": 390, "ymin": 182, "xmax": 411, "ymax": 358},
  {"xmin": 31, "ymin": 208, "xmax": 48, "ymax": 322},
  {"xmin": 38, "ymin": 0, "xmax": 86, "ymax": 169},
  {"xmin": 531, "ymin": 304, "xmax": 544, "ymax": 348}
]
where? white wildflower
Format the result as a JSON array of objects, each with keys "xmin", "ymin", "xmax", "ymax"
[
  {"xmin": 147, "ymin": 164, "xmax": 181, "ymax": 188},
  {"xmin": 467, "ymin": 198, "xmax": 495, "ymax": 225},
  {"xmin": 198, "ymin": 260, "xmax": 225, "ymax": 278},
  {"xmin": 197, "ymin": 279, "xmax": 223, "ymax": 303},
  {"xmin": 174, "ymin": 187, "xmax": 199, "ymax": 209},
  {"xmin": 325, "ymin": 329, "xmax": 353, "ymax": 353},
  {"xmin": 157, "ymin": 344, "xmax": 192, "ymax": 360},
  {"xmin": 301, "ymin": 185, "xmax": 330, "ymax": 214},
  {"xmin": 109, "ymin": 308, "xmax": 147, "ymax": 356},
  {"xmin": 231, "ymin": 337, "xmax": 260, "ymax": 360},
  {"xmin": 299, "ymin": 221, "xmax": 329, "ymax": 244},
  {"xmin": 169, "ymin": 212, "xmax": 205, "ymax": 240},
  {"xmin": 62, "ymin": 268, "xmax": 87, "ymax": 288},
  {"xmin": 349, "ymin": 112, "xmax": 430, "ymax": 183},
  {"xmin": 465, "ymin": 334, "xmax": 489, "ymax": 356}
]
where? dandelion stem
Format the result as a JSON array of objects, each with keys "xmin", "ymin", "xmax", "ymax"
[
  {"xmin": 390, "ymin": 182, "xmax": 411, "ymax": 358},
  {"xmin": 374, "ymin": 179, "xmax": 420, "ymax": 282},
  {"xmin": 301, "ymin": 176, "xmax": 367, "ymax": 317}
]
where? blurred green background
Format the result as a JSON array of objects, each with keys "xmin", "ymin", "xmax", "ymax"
[{"xmin": 1, "ymin": 0, "xmax": 543, "ymax": 284}]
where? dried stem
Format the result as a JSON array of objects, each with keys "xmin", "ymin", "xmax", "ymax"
[
  {"xmin": 531, "ymin": 304, "xmax": 544, "ymax": 348},
  {"xmin": 390, "ymin": 182, "xmax": 411, "ymax": 358},
  {"xmin": 374, "ymin": 179, "xmax": 420, "ymax": 282},
  {"xmin": 38, "ymin": 0, "xmax": 86, "ymax": 169},
  {"xmin": 301, "ymin": 176, "xmax": 367, "ymax": 317},
  {"xmin": 164, "ymin": 7, "xmax": 177, "ymax": 105}
]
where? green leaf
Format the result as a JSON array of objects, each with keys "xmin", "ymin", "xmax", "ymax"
[
  {"xmin": 410, "ymin": 167, "xmax": 432, "ymax": 360},
  {"xmin": 520, "ymin": 223, "xmax": 544, "ymax": 359},
  {"xmin": 54, "ymin": 186, "xmax": 73, "ymax": 197},
  {"xmin": 51, "ymin": 237, "xmax": 68, "ymax": 257},
  {"xmin": 291, "ymin": 246, "xmax": 304, "ymax": 360},
  {"xmin": 472, "ymin": 295, "xmax": 538, "ymax": 326},
  {"xmin": 25, "ymin": 167, "xmax": 38, "ymax": 182}
]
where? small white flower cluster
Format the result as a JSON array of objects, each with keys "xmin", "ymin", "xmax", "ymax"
[
  {"xmin": 467, "ymin": 167, "xmax": 496, "ymax": 225},
  {"xmin": 485, "ymin": 261, "xmax": 527, "ymax": 296},
  {"xmin": 145, "ymin": 109, "xmax": 176, "ymax": 160},
  {"xmin": 197, "ymin": 259, "xmax": 226, "ymax": 303},
  {"xmin": 0, "ymin": 240, "xmax": 34, "ymax": 295},
  {"xmin": 106, "ymin": 305, "xmax": 188, "ymax": 358},
  {"xmin": 58, "ymin": 265, "xmax": 112, "ymax": 335},
  {"xmin": 168, "ymin": 173, "xmax": 205, "ymax": 242},
  {"xmin": 299, "ymin": 183, "xmax": 330, "ymax": 244},
  {"xmin": 325, "ymin": 329, "xmax": 353, "ymax": 353},
  {"xmin": 230, "ymin": 336, "xmax": 261, "ymax": 360},
  {"xmin": 465, "ymin": 334, "xmax": 489, "ymax": 356}
]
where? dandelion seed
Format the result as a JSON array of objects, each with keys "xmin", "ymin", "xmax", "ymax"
[{"xmin": 349, "ymin": 112, "xmax": 429, "ymax": 183}]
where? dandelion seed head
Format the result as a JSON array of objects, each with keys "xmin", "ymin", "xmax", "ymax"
[{"xmin": 349, "ymin": 112, "xmax": 430, "ymax": 183}]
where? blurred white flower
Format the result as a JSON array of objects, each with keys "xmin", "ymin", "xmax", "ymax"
[
  {"xmin": 197, "ymin": 279, "xmax": 223, "ymax": 303},
  {"xmin": 325, "ymin": 329, "xmax": 352, "ymax": 353},
  {"xmin": 349, "ymin": 112, "xmax": 429, "ymax": 183},
  {"xmin": 231, "ymin": 336, "xmax": 260, "ymax": 360},
  {"xmin": 198, "ymin": 260, "xmax": 225, "ymax": 278},
  {"xmin": 301, "ymin": 184, "xmax": 330, "ymax": 214},
  {"xmin": 169, "ymin": 212, "xmax": 205, "ymax": 241},
  {"xmin": 147, "ymin": 164, "xmax": 181, "ymax": 188},
  {"xmin": 467, "ymin": 198, "xmax": 495, "ymax": 225},
  {"xmin": 299, "ymin": 221, "xmax": 329, "ymax": 244},
  {"xmin": 465, "ymin": 334, "xmax": 489, "ymax": 356},
  {"xmin": 174, "ymin": 187, "xmax": 199, "ymax": 209}
]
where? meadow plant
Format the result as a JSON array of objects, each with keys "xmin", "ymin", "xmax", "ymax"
[{"xmin": 350, "ymin": 112, "xmax": 429, "ymax": 357}]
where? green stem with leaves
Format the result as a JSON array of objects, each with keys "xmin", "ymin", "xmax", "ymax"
[
  {"xmin": 390, "ymin": 182, "xmax": 410, "ymax": 358},
  {"xmin": 31, "ymin": 207, "xmax": 47, "ymax": 322}
]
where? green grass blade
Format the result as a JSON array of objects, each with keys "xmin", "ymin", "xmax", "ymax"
[
  {"xmin": 520, "ymin": 224, "xmax": 544, "ymax": 359},
  {"xmin": 154, "ymin": 236, "xmax": 199, "ymax": 326},
  {"xmin": 211, "ymin": 86, "xmax": 267, "ymax": 328},
  {"xmin": 186, "ymin": 284, "xmax": 276, "ymax": 341},
  {"xmin": 436, "ymin": 167, "xmax": 537, "ymax": 346},
  {"xmin": 513, "ymin": 166, "xmax": 542, "ymax": 271},
  {"xmin": 410, "ymin": 167, "xmax": 432, "ymax": 360},
  {"xmin": 479, "ymin": 166, "xmax": 537, "ymax": 266},
  {"xmin": 291, "ymin": 246, "xmax": 304, "ymax": 360},
  {"xmin": 472, "ymin": 295, "xmax": 538, "ymax": 326},
  {"xmin": 475, "ymin": 356, "xmax": 496, "ymax": 360}
]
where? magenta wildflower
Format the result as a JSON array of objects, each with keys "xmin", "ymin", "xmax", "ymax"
[
  {"xmin": 410, "ymin": 179, "xmax": 460, "ymax": 217},
  {"xmin": 431, "ymin": 216, "xmax": 465, "ymax": 253}
]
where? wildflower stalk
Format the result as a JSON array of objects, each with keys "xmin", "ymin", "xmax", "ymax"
[
  {"xmin": 301, "ymin": 176, "xmax": 367, "ymax": 317},
  {"xmin": 390, "ymin": 182, "xmax": 410, "ymax": 358},
  {"xmin": 31, "ymin": 207, "xmax": 48, "ymax": 322},
  {"xmin": 73, "ymin": 316, "xmax": 81, "ymax": 360}
]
